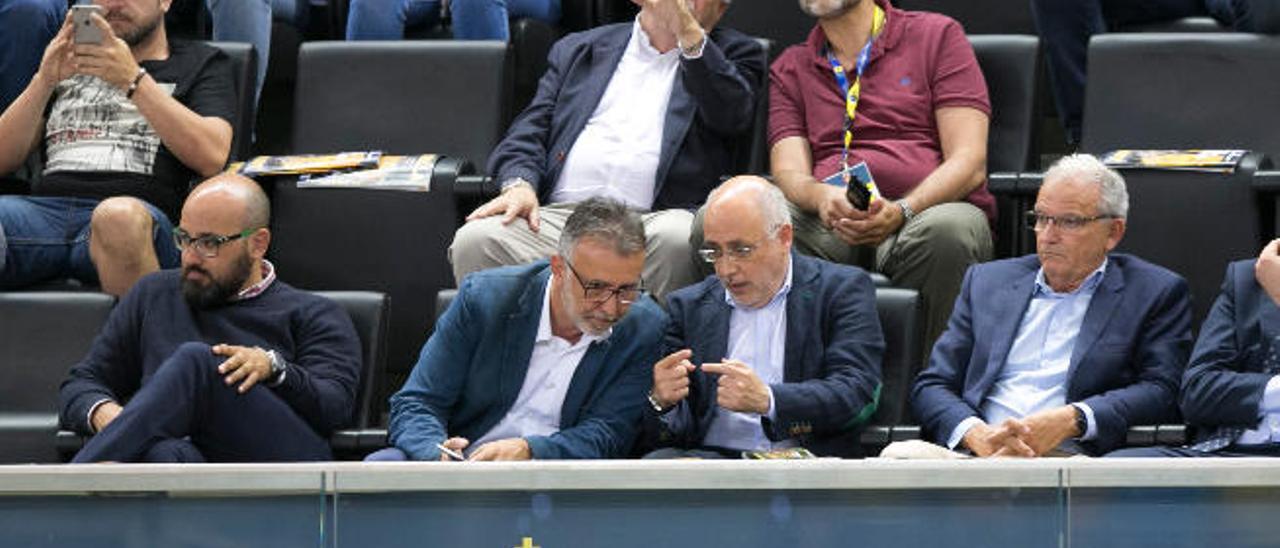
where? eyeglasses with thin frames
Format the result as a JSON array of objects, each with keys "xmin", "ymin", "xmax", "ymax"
[
  {"xmin": 173, "ymin": 227, "xmax": 258, "ymax": 259},
  {"xmin": 562, "ymin": 259, "xmax": 643, "ymax": 308},
  {"xmin": 697, "ymin": 240, "xmax": 763, "ymax": 264},
  {"xmin": 1024, "ymin": 211, "xmax": 1116, "ymax": 232}
]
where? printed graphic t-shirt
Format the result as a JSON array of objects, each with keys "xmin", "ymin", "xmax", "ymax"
[{"xmin": 36, "ymin": 40, "xmax": 236, "ymax": 220}]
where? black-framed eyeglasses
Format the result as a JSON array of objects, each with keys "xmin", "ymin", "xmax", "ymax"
[
  {"xmin": 1024, "ymin": 211, "xmax": 1116, "ymax": 232},
  {"xmin": 563, "ymin": 259, "xmax": 643, "ymax": 308},
  {"xmin": 697, "ymin": 241, "xmax": 761, "ymax": 264},
  {"xmin": 173, "ymin": 227, "xmax": 257, "ymax": 259}
]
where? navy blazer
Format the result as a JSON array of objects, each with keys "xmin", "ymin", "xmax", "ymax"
[
  {"xmin": 1181, "ymin": 259, "xmax": 1280, "ymax": 438},
  {"xmin": 387, "ymin": 261, "xmax": 667, "ymax": 460},
  {"xmin": 486, "ymin": 22, "xmax": 767, "ymax": 211},
  {"xmin": 640, "ymin": 254, "xmax": 885, "ymax": 457},
  {"xmin": 911, "ymin": 254, "xmax": 1192, "ymax": 455}
]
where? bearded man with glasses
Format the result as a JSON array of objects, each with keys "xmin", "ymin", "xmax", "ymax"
[
  {"xmin": 908, "ymin": 154, "xmax": 1193, "ymax": 458},
  {"xmin": 638, "ymin": 176, "xmax": 884, "ymax": 458},
  {"xmin": 367, "ymin": 196, "xmax": 666, "ymax": 462},
  {"xmin": 60, "ymin": 174, "xmax": 362, "ymax": 463}
]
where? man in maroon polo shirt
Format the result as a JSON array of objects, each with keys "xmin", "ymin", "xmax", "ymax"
[{"xmin": 769, "ymin": 0, "xmax": 994, "ymax": 355}]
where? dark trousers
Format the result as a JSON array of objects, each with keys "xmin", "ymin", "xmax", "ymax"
[{"xmin": 72, "ymin": 342, "xmax": 332, "ymax": 463}]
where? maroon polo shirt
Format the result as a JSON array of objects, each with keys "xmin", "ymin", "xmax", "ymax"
[{"xmin": 769, "ymin": 0, "xmax": 996, "ymax": 223}]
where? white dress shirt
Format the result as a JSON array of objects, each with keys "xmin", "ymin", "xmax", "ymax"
[
  {"xmin": 699, "ymin": 259, "xmax": 794, "ymax": 452},
  {"xmin": 549, "ymin": 16, "xmax": 681, "ymax": 210},
  {"xmin": 948, "ymin": 261, "xmax": 1107, "ymax": 451},
  {"xmin": 469, "ymin": 277, "xmax": 608, "ymax": 454}
]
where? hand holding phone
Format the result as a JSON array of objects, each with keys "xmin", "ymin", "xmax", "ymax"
[{"xmin": 71, "ymin": 5, "xmax": 104, "ymax": 45}]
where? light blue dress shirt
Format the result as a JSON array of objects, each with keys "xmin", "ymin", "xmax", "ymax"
[
  {"xmin": 948, "ymin": 260, "xmax": 1107, "ymax": 450},
  {"xmin": 699, "ymin": 258, "xmax": 794, "ymax": 452}
]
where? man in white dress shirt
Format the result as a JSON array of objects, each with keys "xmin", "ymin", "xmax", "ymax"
[{"xmin": 449, "ymin": 0, "xmax": 767, "ymax": 300}]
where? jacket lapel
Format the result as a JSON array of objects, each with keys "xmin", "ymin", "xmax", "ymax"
[
  {"xmin": 976, "ymin": 264, "xmax": 1037, "ymax": 393},
  {"xmin": 655, "ymin": 77, "xmax": 694, "ymax": 196},
  {"xmin": 559, "ymin": 334, "xmax": 614, "ymax": 427},
  {"xmin": 783, "ymin": 256, "xmax": 819, "ymax": 383},
  {"xmin": 559, "ymin": 27, "xmax": 632, "ymax": 163},
  {"xmin": 498, "ymin": 268, "xmax": 550, "ymax": 410},
  {"xmin": 1068, "ymin": 262, "xmax": 1125, "ymax": 382}
]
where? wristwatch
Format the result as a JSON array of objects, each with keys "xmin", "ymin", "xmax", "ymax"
[
  {"xmin": 1072, "ymin": 405, "xmax": 1088, "ymax": 438},
  {"xmin": 265, "ymin": 349, "xmax": 286, "ymax": 382},
  {"xmin": 897, "ymin": 199, "xmax": 917, "ymax": 224},
  {"xmin": 647, "ymin": 391, "xmax": 672, "ymax": 414}
]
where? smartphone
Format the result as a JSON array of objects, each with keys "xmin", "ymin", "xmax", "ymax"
[
  {"xmin": 71, "ymin": 5, "xmax": 104, "ymax": 45},
  {"xmin": 436, "ymin": 442, "xmax": 465, "ymax": 461}
]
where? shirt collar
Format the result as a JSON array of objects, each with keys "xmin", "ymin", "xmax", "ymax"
[
  {"xmin": 724, "ymin": 255, "xmax": 795, "ymax": 310},
  {"xmin": 807, "ymin": 0, "xmax": 901, "ymax": 67},
  {"xmin": 234, "ymin": 259, "xmax": 276, "ymax": 301},
  {"xmin": 538, "ymin": 274, "xmax": 611, "ymax": 344},
  {"xmin": 631, "ymin": 15, "xmax": 677, "ymax": 59},
  {"xmin": 1034, "ymin": 257, "xmax": 1108, "ymax": 297}
]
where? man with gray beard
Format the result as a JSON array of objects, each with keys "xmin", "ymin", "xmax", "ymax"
[
  {"xmin": 0, "ymin": 0, "xmax": 235, "ymax": 297},
  {"xmin": 60, "ymin": 175, "xmax": 362, "ymax": 463}
]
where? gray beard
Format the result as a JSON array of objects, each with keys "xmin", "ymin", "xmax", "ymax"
[{"xmin": 799, "ymin": 0, "xmax": 861, "ymax": 19}]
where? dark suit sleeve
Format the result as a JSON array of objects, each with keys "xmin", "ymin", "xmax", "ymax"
[
  {"xmin": 1181, "ymin": 262, "xmax": 1273, "ymax": 427},
  {"xmin": 58, "ymin": 281, "xmax": 146, "ymax": 435},
  {"xmin": 767, "ymin": 269, "xmax": 884, "ymax": 440},
  {"xmin": 911, "ymin": 266, "xmax": 983, "ymax": 446},
  {"xmin": 486, "ymin": 37, "xmax": 571, "ymax": 189},
  {"xmin": 527, "ymin": 308, "xmax": 667, "ymax": 459},
  {"xmin": 635, "ymin": 292, "xmax": 701, "ymax": 453},
  {"xmin": 271, "ymin": 297, "xmax": 363, "ymax": 435},
  {"xmin": 681, "ymin": 30, "xmax": 766, "ymax": 136},
  {"xmin": 1077, "ymin": 273, "xmax": 1191, "ymax": 454},
  {"xmin": 387, "ymin": 276, "xmax": 483, "ymax": 461}
]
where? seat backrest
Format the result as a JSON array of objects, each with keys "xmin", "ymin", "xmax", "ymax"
[
  {"xmin": 292, "ymin": 41, "xmax": 512, "ymax": 171},
  {"xmin": 436, "ymin": 289, "xmax": 458, "ymax": 324},
  {"xmin": 312, "ymin": 291, "xmax": 389, "ymax": 429},
  {"xmin": 1081, "ymin": 33, "xmax": 1280, "ymax": 160},
  {"xmin": 872, "ymin": 287, "xmax": 922, "ymax": 426},
  {"xmin": 734, "ymin": 37, "xmax": 774, "ymax": 176},
  {"xmin": 894, "ymin": 0, "xmax": 1037, "ymax": 34},
  {"xmin": 717, "ymin": 3, "xmax": 814, "ymax": 52},
  {"xmin": 969, "ymin": 35, "xmax": 1040, "ymax": 173},
  {"xmin": 0, "ymin": 292, "xmax": 115, "ymax": 414},
  {"xmin": 207, "ymin": 41, "xmax": 257, "ymax": 162}
]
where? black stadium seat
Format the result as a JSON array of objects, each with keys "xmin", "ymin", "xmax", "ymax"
[
  {"xmin": 1081, "ymin": 33, "xmax": 1280, "ymax": 325},
  {"xmin": 970, "ymin": 35, "xmax": 1040, "ymax": 174},
  {"xmin": 895, "ymin": 0, "xmax": 1037, "ymax": 34},
  {"xmin": 315, "ymin": 291, "xmax": 391, "ymax": 459},
  {"xmin": 291, "ymin": 40, "xmax": 512, "ymax": 164},
  {"xmin": 207, "ymin": 41, "xmax": 258, "ymax": 162},
  {"xmin": 0, "ymin": 292, "xmax": 114, "ymax": 463}
]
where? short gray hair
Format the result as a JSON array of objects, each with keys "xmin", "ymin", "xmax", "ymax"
[
  {"xmin": 557, "ymin": 197, "xmax": 646, "ymax": 260},
  {"xmin": 1043, "ymin": 153, "xmax": 1129, "ymax": 218},
  {"xmin": 706, "ymin": 177, "xmax": 792, "ymax": 236}
]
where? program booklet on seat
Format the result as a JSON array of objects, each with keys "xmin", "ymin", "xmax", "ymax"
[
  {"xmin": 1102, "ymin": 149, "xmax": 1248, "ymax": 173},
  {"xmin": 295, "ymin": 154, "xmax": 439, "ymax": 191}
]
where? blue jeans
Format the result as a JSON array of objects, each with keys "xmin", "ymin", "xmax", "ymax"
[
  {"xmin": 0, "ymin": 0, "xmax": 66, "ymax": 111},
  {"xmin": 346, "ymin": 0, "xmax": 561, "ymax": 40},
  {"xmin": 205, "ymin": 0, "xmax": 306, "ymax": 104},
  {"xmin": 0, "ymin": 196, "xmax": 180, "ymax": 289}
]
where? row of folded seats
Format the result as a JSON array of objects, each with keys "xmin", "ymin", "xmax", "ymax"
[{"xmin": 4, "ymin": 25, "xmax": 1280, "ymax": 462}]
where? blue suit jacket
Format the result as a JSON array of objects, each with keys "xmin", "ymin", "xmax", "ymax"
[
  {"xmin": 640, "ymin": 254, "xmax": 884, "ymax": 457},
  {"xmin": 486, "ymin": 23, "xmax": 766, "ymax": 211},
  {"xmin": 388, "ymin": 261, "xmax": 667, "ymax": 460},
  {"xmin": 911, "ymin": 254, "xmax": 1192, "ymax": 455},
  {"xmin": 1181, "ymin": 259, "xmax": 1280, "ymax": 438}
]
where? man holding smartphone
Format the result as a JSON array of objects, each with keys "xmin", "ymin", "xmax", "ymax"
[{"xmin": 0, "ymin": 0, "xmax": 235, "ymax": 297}]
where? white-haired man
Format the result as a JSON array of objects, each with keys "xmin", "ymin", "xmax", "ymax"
[{"xmin": 911, "ymin": 154, "xmax": 1193, "ymax": 457}]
